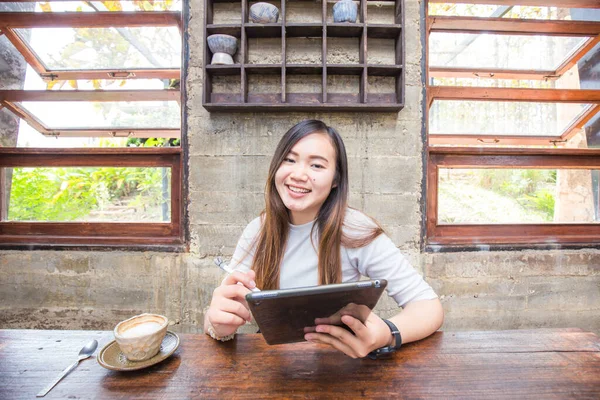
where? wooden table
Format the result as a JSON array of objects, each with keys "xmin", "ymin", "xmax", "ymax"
[{"xmin": 1, "ymin": 328, "xmax": 599, "ymax": 399}]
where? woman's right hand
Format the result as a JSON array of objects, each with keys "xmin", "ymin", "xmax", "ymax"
[{"xmin": 205, "ymin": 269, "xmax": 257, "ymax": 338}]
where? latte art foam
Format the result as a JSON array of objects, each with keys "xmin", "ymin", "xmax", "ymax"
[{"xmin": 120, "ymin": 321, "xmax": 162, "ymax": 338}]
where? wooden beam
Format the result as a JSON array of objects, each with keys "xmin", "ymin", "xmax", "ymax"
[
  {"xmin": 429, "ymin": 16, "xmax": 600, "ymax": 37},
  {"xmin": 0, "ymin": 12, "xmax": 180, "ymax": 28},
  {"xmin": 39, "ymin": 69, "xmax": 181, "ymax": 81},
  {"xmin": 428, "ymin": 224, "xmax": 600, "ymax": 245},
  {"xmin": 429, "ymin": 146, "xmax": 600, "ymax": 157},
  {"xmin": 555, "ymin": 35, "xmax": 600, "ymax": 77},
  {"xmin": 0, "ymin": 28, "xmax": 46, "ymax": 73},
  {"xmin": 0, "ymin": 89, "xmax": 179, "ymax": 102},
  {"xmin": 0, "ymin": 147, "xmax": 181, "ymax": 168},
  {"xmin": 0, "ymin": 223, "xmax": 179, "ymax": 239},
  {"xmin": 560, "ymin": 104, "xmax": 600, "ymax": 141},
  {"xmin": 429, "ymin": 135, "xmax": 563, "ymax": 147},
  {"xmin": 425, "ymin": 152, "xmax": 439, "ymax": 238},
  {"xmin": 1, "ymin": 101, "xmax": 49, "ymax": 134},
  {"xmin": 428, "ymin": 146, "xmax": 600, "ymax": 168},
  {"xmin": 429, "ymin": 67, "xmax": 555, "ymax": 80},
  {"xmin": 42, "ymin": 128, "xmax": 181, "ymax": 138},
  {"xmin": 428, "ymin": 86, "xmax": 600, "ymax": 103},
  {"xmin": 427, "ymin": 0, "xmax": 600, "ymax": 8}
]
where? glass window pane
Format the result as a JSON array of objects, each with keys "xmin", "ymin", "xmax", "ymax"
[
  {"xmin": 430, "ymin": 73, "xmax": 582, "ymax": 90},
  {"xmin": 438, "ymin": 168, "xmax": 600, "ymax": 224},
  {"xmin": 16, "ymin": 121, "xmax": 180, "ymax": 148},
  {"xmin": 428, "ymin": 4, "xmax": 592, "ymax": 21},
  {"xmin": 429, "ymin": 100, "xmax": 591, "ymax": 136},
  {"xmin": 429, "ymin": 33, "xmax": 589, "ymax": 71},
  {"xmin": 16, "ymin": 27, "xmax": 181, "ymax": 70},
  {"xmin": 3, "ymin": 167, "xmax": 171, "ymax": 222},
  {"xmin": 16, "ymin": 100, "xmax": 180, "ymax": 129}
]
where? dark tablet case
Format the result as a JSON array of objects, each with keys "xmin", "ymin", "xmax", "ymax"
[{"xmin": 246, "ymin": 279, "xmax": 388, "ymax": 345}]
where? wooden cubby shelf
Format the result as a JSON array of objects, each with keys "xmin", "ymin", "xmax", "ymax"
[{"xmin": 203, "ymin": 0, "xmax": 404, "ymax": 112}]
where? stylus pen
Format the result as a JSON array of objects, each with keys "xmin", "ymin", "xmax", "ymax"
[{"xmin": 214, "ymin": 257, "xmax": 261, "ymax": 292}]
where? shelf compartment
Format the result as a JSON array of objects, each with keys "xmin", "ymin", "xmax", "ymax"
[
  {"xmin": 247, "ymin": 69, "xmax": 282, "ymax": 104},
  {"xmin": 247, "ymin": 37, "xmax": 282, "ymax": 64},
  {"xmin": 326, "ymin": 1, "xmax": 365, "ymax": 24},
  {"xmin": 367, "ymin": 24, "xmax": 401, "ymax": 39},
  {"xmin": 327, "ymin": 23, "xmax": 363, "ymax": 38},
  {"xmin": 327, "ymin": 37, "xmax": 361, "ymax": 64},
  {"xmin": 285, "ymin": 23, "xmax": 323, "ymax": 38},
  {"xmin": 366, "ymin": 0, "xmax": 398, "ymax": 25},
  {"xmin": 367, "ymin": 72, "xmax": 401, "ymax": 105},
  {"xmin": 286, "ymin": 1, "xmax": 322, "ymax": 24},
  {"xmin": 245, "ymin": 23, "xmax": 282, "ymax": 38},
  {"xmin": 206, "ymin": 24, "xmax": 242, "ymax": 37},
  {"xmin": 367, "ymin": 37, "xmax": 398, "ymax": 65},
  {"xmin": 286, "ymin": 37, "xmax": 322, "ymax": 64}
]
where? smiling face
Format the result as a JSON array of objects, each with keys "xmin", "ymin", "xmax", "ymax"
[{"xmin": 274, "ymin": 132, "xmax": 338, "ymax": 225}]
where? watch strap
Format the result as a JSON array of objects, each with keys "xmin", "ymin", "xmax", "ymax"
[{"xmin": 367, "ymin": 319, "xmax": 402, "ymax": 359}]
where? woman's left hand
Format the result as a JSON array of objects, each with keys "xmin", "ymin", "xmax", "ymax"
[{"xmin": 303, "ymin": 304, "xmax": 392, "ymax": 359}]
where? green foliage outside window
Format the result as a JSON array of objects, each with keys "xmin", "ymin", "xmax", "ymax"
[
  {"xmin": 8, "ymin": 166, "xmax": 169, "ymax": 222},
  {"xmin": 477, "ymin": 169, "xmax": 557, "ymax": 220}
]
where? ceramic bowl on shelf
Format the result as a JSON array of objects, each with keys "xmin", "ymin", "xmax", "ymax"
[
  {"xmin": 333, "ymin": 0, "xmax": 358, "ymax": 23},
  {"xmin": 207, "ymin": 34, "xmax": 238, "ymax": 65},
  {"xmin": 249, "ymin": 2, "xmax": 280, "ymax": 23},
  {"xmin": 113, "ymin": 313, "xmax": 169, "ymax": 362}
]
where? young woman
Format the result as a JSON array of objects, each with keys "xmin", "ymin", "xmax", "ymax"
[{"xmin": 204, "ymin": 120, "xmax": 443, "ymax": 358}]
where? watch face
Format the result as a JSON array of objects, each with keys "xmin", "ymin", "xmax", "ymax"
[{"xmin": 367, "ymin": 347, "xmax": 395, "ymax": 359}]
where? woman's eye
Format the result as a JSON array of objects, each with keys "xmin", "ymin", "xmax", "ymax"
[
  {"xmin": 312, "ymin": 164, "xmax": 324, "ymax": 169},
  {"xmin": 284, "ymin": 157, "xmax": 295, "ymax": 163}
]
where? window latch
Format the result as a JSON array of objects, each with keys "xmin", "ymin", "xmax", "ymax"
[{"xmin": 107, "ymin": 72, "xmax": 135, "ymax": 78}]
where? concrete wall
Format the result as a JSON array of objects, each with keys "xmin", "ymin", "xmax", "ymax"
[{"xmin": 0, "ymin": 0, "xmax": 598, "ymax": 334}]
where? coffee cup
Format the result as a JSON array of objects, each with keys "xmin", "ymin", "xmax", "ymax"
[{"xmin": 114, "ymin": 313, "xmax": 168, "ymax": 361}]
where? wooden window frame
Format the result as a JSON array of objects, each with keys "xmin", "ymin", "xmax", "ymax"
[
  {"xmin": 0, "ymin": 11, "xmax": 181, "ymax": 81},
  {"xmin": 0, "ymin": 5, "xmax": 187, "ymax": 250},
  {"xmin": 0, "ymin": 148, "xmax": 183, "ymax": 248},
  {"xmin": 428, "ymin": 87, "xmax": 600, "ymax": 146},
  {"xmin": 0, "ymin": 89, "xmax": 181, "ymax": 138},
  {"xmin": 425, "ymin": 0, "xmax": 600, "ymax": 248},
  {"xmin": 427, "ymin": 147, "xmax": 600, "ymax": 246}
]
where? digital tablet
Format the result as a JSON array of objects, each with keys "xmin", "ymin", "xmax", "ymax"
[{"xmin": 245, "ymin": 279, "xmax": 387, "ymax": 345}]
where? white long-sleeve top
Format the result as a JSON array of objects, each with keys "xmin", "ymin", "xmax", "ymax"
[{"xmin": 230, "ymin": 208, "xmax": 438, "ymax": 307}]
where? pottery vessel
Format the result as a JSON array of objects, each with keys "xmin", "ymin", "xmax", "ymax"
[
  {"xmin": 333, "ymin": 0, "xmax": 358, "ymax": 23},
  {"xmin": 249, "ymin": 2, "xmax": 279, "ymax": 23},
  {"xmin": 207, "ymin": 34, "xmax": 238, "ymax": 65},
  {"xmin": 114, "ymin": 313, "xmax": 168, "ymax": 361}
]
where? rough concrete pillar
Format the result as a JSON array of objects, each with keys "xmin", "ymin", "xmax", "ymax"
[{"xmin": 0, "ymin": 3, "xmax": 34, "ymax": 219}]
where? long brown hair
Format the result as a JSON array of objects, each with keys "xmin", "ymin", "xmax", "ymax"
[{"xmin": 251, "ymin": 120, "xmax": 383, "ymax": 290}]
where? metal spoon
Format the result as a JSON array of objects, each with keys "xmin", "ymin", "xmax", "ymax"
[{"xmin": 36, "ymin": 339, "xmax": 98, "ymax": 397}]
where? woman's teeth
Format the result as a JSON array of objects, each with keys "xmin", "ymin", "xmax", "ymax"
[{"xmin": 288, "ymin": 185, "xmax": 310, "ymax": 193}]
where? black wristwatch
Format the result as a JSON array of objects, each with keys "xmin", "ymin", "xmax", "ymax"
[{"xmin": 367, "ymin": 319, "xmax": 402, "ymax": 359}]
